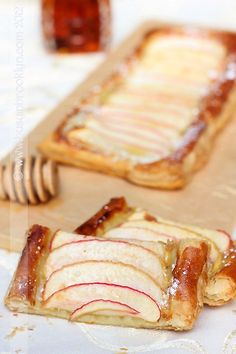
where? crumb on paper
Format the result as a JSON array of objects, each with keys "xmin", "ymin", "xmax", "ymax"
[
  {"xmin": 15, "ymin": 350, "xmax": 22, "ymax": 354},
  {"xmin": 28, "ymin": 326, "xmax": 35, "ymax": 331},
  {"xmin": 5, "ymin": 325, "xmax": 35, "ymax": 339},
  {"xmin": 5, "ymin": 326, "xmax": 25, "ymax": 339},
  {"xmin": 116, "ymin": 348, "xmax": 128, "ymax": 354},
  {"xmin": 0, "ymin": 313, "xmax": 3, "ymax": 318}
]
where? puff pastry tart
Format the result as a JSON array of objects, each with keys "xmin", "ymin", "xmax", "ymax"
[
  {"xmin": 75, "ymin": 197, "xmax": 236, "ymax": 306},
  {"xmin": 5, "ymin": 223, "xmax": 208, "ymax": 331},
  {"xmin": 39, "ymin": 25, "xmax": 236, "ymax": 189}
]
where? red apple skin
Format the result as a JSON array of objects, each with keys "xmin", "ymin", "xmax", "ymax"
[
  {"xmin": 47, "ymin": 238, "xmax": 163, "ymax": 276},
  {"xmin": 43, "ymin": 259, "xmax": 163, "ymax": 300},
  {"xmin": 50, "ymin": 232, "xmax": 96, "ymax": 251},
  {"xmin": 51, "ymin": 238, "xmax": 160, "ymax": 254},
  {"xmin": 70, "ymin": 299, "xmax": 139, "ymax": 320},
  {"xmin": 47, "ymin": 238, "xmax": 164, "ymax": 281},
  {"xmin": 43, "ymin": 282, "xmax": 161, "ymax": 322},
  {"xmin": 44, "ymin": 282, "xmax": 160, "ymax": 305}
]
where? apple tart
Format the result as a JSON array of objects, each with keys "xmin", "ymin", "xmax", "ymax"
[
  {"xmin": 75, "ymin": 197, "xmax": 236, "ymax": 306},
  {"xmin": 5, "ymin": 224, "xmax": 208, "ymax": 331},
  {"xmin": 39, "ymin": 24, "xmax": 236, "ymax": 189}
]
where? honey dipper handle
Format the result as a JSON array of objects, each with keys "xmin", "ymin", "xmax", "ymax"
[{"xmin": 0, "ymin": 156, "xmax": 59, "ymax": 205}]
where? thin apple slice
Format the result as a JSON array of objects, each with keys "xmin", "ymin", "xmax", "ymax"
[
  {"xmin": 126, "ymin": 211, "xmax": 231, "ymax": 252},
  {"xmin": 128, "ymin": 209, "xmax": 154, "ymax": 221},
  {"xmin": 103, "ymin": 226, "xmax": 174, "ymax": 243},
  {"xmin": 50, "ymin": 231, "xmax": 95, "ymax": 251},
  {"xmin": 216, "ymin": 229, "xmax": 233, "ymax": 249},
  {"xmin": 45, "ymin": 239, "xmax": 165, "ymax": 285},
  {"xmin": 43, "ymin": 261, "xmax": 163, "ymax": 303},
  {"xmin": 70, "ymin": 299, "xmax": 139, "ymax": 320},
  {"xmin": 120, "ymin": 220, "xmax": 220, "ymax": 263},
  {"xmin": 121, "ymin": 220, "xmax": 198, "ymax": 239},
  {"xmin": 156, "ymin": 217, "xmax": 232, "ymax": 252},
  {"xmin": 128, "ymin": 210, "xmax": 147, "ymax": 221},
  {"xmin": 50, "ymin": 230, "xmax": 166, "ymax": 262},
  {"xmin": 43, "ymin": 283, "xmax": 161, "ymax": 322}
]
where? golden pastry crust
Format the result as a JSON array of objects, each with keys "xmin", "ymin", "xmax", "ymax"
[
  {"xmin": 204, "ymin": 247, "xmax": 236, "ymax": 306},
  {"xmin": 5, "ymin": 222, "xmax": 208, "ymax": 331},
  {"xmin": 74, "ymin": 196, "xmax": 131, "ymax": 236},
  {"xmin": 5, "ymin": 225, "xmax": 51, "ymax": 309},
  {"xmin": 39, "ymin": 25, "xmax": 236, "ymax": 189},
  {"xmin": 74, "ymin": 197, "xmax": 236, "ymax": 306},
  {"xmin": 167, "ymin": 241, "xmax": 208, "ymax": 329}
]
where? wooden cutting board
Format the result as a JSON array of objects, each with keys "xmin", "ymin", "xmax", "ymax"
[{"xmin": 1, "ymin": 21, "xmax": 236, "ymax": 252}]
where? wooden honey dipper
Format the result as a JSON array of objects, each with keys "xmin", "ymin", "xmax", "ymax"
[{"xmin": 0, "ymin": 156, "xmax": 59, "ymax": 204}]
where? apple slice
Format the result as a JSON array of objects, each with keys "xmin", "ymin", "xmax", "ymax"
[
  {"xmin": 120, "ymin": 220, "xmax": 220, "ymax": 263},
  {"xmin": 50, "ymin": 230, "xmax": 166, "ymax": 262},
  {"xmin": 84, "ymin": 118, "xmax": 168, "ymax": 156},
  {"xmin": 216, "ymin": 229, "xmax": 233, "ymax": 249},
  {"xmin": 128, "ymin": 210, "xmax": 147, "ymax": 221},
  {"xmin": 103, "ymin": 226, "xmax": 174, "ymax": 243},
  {"xmin": 128, "ymin": 210, "xmax": 156, "ymax": 222},
  {"xmin": 121, "ymin": 220, "xmax": 197, "ymax": 238},
  {"xmin": 43, "ymin": 261, "xmax": 163, "ymax": 303},
  {"xmin": 156, "ymin": 217, "xmax": 231, "ymax": 252},
  {"xmin": 43, "ymin": 283, "xmax": 161, "ymax": 322},
  {"xmin": 50, "ymin": 231, "xmax": 95, "ymax": 251},
  {"xmin": 70, "ymin": 299, "xmax": 139, "ymax": 320},
  {"xmin": 127, "ymin": 211, "xmax": 231, "ymax": 251},
  {"xmin": 45, "ymin": 239, "xmax": 165, "ymax": 285}
]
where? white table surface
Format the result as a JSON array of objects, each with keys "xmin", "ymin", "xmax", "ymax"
[{"xmin": 0, "ymin": 0, "xmax": 236, "ymax": 353}]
